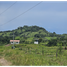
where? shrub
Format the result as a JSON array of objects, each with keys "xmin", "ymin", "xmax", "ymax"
[
  {"xmin": 24, "ymin": 41, "xmax": 29, "ymax": 44},
  {"xmin": 39, "ymin": 38, "xmax": 42, "ymax": 43},
  {"xmin": 47, "ymin": 39, "xmax": 57, "ymax": 46}
]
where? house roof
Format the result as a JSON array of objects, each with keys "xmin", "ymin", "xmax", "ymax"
[{"xmin": 10, "ymin": 40, "xmax": 20, "ymax": 42}]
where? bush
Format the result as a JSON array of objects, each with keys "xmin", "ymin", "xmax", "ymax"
[
  {"xmin": 56, "ymin": 43, "xmax": 63, "ymax": 57},
  {"xmin": 47, "ymin": 39, "xmax": 57, "ymax": 46},
  {"xmin": 39, "ymin": 38, "xmax": 42, "ymax": 43},
  {"xmin": 24, "ymin": 41, "xmax": 29, "ymax": 44},
  {"xmin": 20, "ymin": 39, "xmax": 25, "ymax": 43},
  {"xmin": 19, "ymin": 47, "xmax": 22, "ymax": 50}
]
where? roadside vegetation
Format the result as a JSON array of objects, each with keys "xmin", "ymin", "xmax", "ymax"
[{"xmin": 0, "ymin": 43, "xmax": 67, "ymax": 66}]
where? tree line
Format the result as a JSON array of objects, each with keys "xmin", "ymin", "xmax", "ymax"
[{"xmin": 0, "ymin": 25, "xmax": 66, "ymax": 45}]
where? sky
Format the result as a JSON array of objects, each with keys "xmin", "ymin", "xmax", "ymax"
[{"xmin": 0, "ymin": 1, "xmax": 67, "ymax": 34}]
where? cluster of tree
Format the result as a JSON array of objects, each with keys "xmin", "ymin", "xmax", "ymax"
[
  {"xmin": 0, "ymin": 36, "xmax": 13, "ymax": 44},
  {"xmin": 48, "ymin": 32, "xmax": 61, "ymax": 37},
  {"xmin": 0, "ymin": 25, "xmax": 64, "ymax": 39},
  {"xmin": 47, "ymin": 37, "xmax": 67, "ymax": 46},
  {"xmin": 20, "ymin": 38, "xmax": 43, "ymax": 44},
  {"xmin": 0, "ymin": 25, "xmax": 67, "ymax": 45},
  {"xmin": 47, "ymin": 39, "xmax": 57, "ymax": 46},
  {"xmin": 34, "ymin": 33, "xmax": 62, "ymax": 38},
  {"xmin": 20, "ymin": 39, "xmax": 34, "ymax": 44},
  {"xmin": 20, "ymin": 25, "xmax": 48, "ymax": 32},
  {"xmin": 34, "ymin": 34, "xmax": 46, "ymax": 38}
]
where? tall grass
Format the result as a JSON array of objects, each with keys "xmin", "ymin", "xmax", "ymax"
[{"xmin": 0, "ymin": 44, "xmax": 67, "ymax": 65}]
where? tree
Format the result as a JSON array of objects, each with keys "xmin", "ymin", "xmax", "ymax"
[
  {"xmin": 53, "ymin": 32, "xmax": 56, "ymax": 36},
  {"xmin": 34, "ymin": 34, "xmax": 39, "ymax": 38},
  {"xmin": 39, "ymin": 38, "xmax": 42, "ymax": 43},
  {"xmin": 47, "ymin": 39, "xmax": 57, "ymax": 46}
]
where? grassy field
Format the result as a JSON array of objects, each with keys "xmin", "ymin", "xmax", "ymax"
[{"xmin": 0, "ymin": 43, "xmax": 67, "ymax": 66}]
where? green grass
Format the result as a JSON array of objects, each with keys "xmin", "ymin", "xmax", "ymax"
[
  {"xmin": 0, "ymin": 44, "xmax": 67, "ymax": 66},
  {"xmin": 45, "ymin": 37, "xmax": 57, "ymax": 40},
  {"xmin": 26, "ymin": 37, "xmax": 34, "ymax": 42}
]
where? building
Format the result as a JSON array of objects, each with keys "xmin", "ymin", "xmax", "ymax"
[
  {"xmin": 34, "ymin": 39, "xmax": 39, "ymax": 44},
  {"xmin": 10, "ymin": 40, "xmax": 20, "ymax": 44}
]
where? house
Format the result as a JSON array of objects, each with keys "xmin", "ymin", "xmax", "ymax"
[
  {"xmin": 34, "ymin": 39, "xmax": 39, "ymax": 44},
  {"xmin": 10, "ymin": 40, "xmax": 20, "ymax": 44}
]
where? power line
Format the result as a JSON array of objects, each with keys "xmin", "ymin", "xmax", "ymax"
[
  {"xmin": 0, "ymin": 1, "xmax": 42, "ymax": 27},
  {"xmin": 0, "ymin": 1, "xmax": 17, "ymax": 15}
]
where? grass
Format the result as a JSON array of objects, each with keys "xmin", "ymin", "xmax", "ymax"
[
  {"xmin": 45, "ymin": 37, "xmax": 57, "ymax": 40},
  {"xmin": 0, "ymin": 43, "xmax": 67, "ymax": 66}
]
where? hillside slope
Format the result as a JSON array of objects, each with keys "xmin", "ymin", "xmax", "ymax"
[{"xmin": 0, "ymin": 25, "xmax": 65, "ymax": 44}]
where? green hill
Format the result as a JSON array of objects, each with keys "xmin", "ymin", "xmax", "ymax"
[
  {"xmin": 0, "ymin": 25, "xmax": 66, "ymax": 44},
  {"xmin": 0, "ymin": 26, "xmax": 67, "ymax": 65}
]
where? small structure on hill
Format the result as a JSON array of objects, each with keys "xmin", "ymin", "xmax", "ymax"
[
  {"xmin": 10, "ymin": 40, "xmax": 20, "ymax": 44},
  {"xmin": 34, "ymin": 39, "xmax": 39, "ymax": 44}
]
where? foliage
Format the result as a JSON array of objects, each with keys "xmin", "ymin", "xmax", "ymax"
[
  {"xmin": 34, "ymin": 34, "xmax": 46, "ymax": 38},
  {"xmin": 15, "ymin": 36, "xmax": 20, "ymax": 40},
  {"xmin": 57, "ymin": 43, "xmax": 62, "ymax": 54},
  {"xmin": 0, "ymin": 36, "xmax": 12, "ymax": 44},
  {"xmin": 47, "ymin": 39, "xmax": 57, "ymax": 46},
  {"xmin": 0, "ymin": 44, "xmax": 67, "ymax": 65},
  {"xmin": 0, "ymin": 25, "xmax": 66, "ymax": 44},
  {"xmin": 39, "ymin": 38, "xmax": 42, "ymax": 43}
]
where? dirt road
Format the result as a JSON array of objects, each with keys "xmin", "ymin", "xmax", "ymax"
[{"xmin": 0, "ymin": 58, "xmax": 11, "ymax": 66}]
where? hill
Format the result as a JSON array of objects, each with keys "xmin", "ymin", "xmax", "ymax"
[
  {"xmin": 0, "ymin": 26, "xmax": 67, "ymax": 65},
  {"xmin": 0, "ymin": 25, "xmax": 66, "ymax": 44}
]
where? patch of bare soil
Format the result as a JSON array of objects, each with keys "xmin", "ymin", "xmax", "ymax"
[
  {"xmin": 0, "ymin": 58, "xmax": 12, "ymax": 66},
  {"xmin": 5, "ymin": 44, "xmax": 11, "ymax": 46}
]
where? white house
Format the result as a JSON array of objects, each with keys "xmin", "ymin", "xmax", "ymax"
[
  {"xmin": 34, "ymin": 39, "xmax": 39, "ymax": 44},
  {"xmin": 10, "ymin": 40, "xmax": 20, "ymax": 44}
]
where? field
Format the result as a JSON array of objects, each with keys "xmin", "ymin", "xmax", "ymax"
[{"xmin": 0, "ymin": 43, "xmax": 67, "ymax": 66}]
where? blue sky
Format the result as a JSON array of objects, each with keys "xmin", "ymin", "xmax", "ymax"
[{"xmin": 0, "ymin": 1, "xmax": 67, "ymax": 34}]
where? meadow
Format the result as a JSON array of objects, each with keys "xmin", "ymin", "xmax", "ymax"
[{"xmin": 0, "ymin": 43, "xmax": 67, "ymax": 66}]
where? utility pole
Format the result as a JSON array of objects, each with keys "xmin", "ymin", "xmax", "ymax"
[{"xmin": 13, "ymin": 31, "xmax": 14, "ymax": 49}]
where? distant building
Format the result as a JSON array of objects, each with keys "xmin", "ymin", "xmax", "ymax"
[
  {"xmin": 34, "ymin": 39, "xmax": 39, "ymax": 44},
  {"xmin": 10, "ymin": 40, "xmax": 20, "ymax": 44}
]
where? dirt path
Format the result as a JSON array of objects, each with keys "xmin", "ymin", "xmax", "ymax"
[
  {"xmin": 5, "ymin": 44, "xmax": 11, "ymax": 46},
  {"xmin": 0, "ymin": 58, "xmax": 12, "ymax": 66}
]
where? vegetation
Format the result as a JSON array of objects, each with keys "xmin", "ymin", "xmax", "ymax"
[
  {"xmin": 0, "ymin": 43, "xmax": 67, "ymax": 66},
  {"xmin": 0, "ymin": 25, "xmax": 67, "ymax": 65},
  {"xmin": 0, "ymin": 25, "xmax": 66, "ymax": 44}
]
